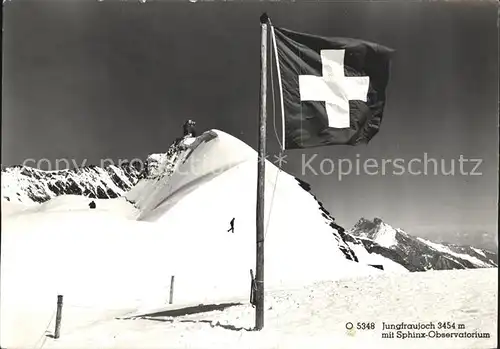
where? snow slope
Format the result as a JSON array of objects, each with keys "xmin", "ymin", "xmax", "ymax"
[
  {"xmin": 1, "ymin": 200, "xmax": 30, "ymax": 217},
  {"xmin": 2, "ymin": 194, "xmax": 139, "ymax": 219},
  {"xmin": 0, "ymin": 210, "xmax": 172, "ymax": 348},
  {"xmin": 346, "ymin": 241, "xmax": 408, "ymax": 273},
  {"xmin": 349, "ymin": 218, "xmax": 401, "ymax": 248},
  {"xmin": 1, "ymin": 130, "xmax": 390, "ymax": 348},
  {"xmin": 128, "ymin": 130, "xmax": 390, "ymax": 291},
  {"xmin": 42, "ymin": 268, "xmax": 497, "ymax": 349}
]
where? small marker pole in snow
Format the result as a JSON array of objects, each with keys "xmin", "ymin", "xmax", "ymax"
[
  {"xmin": 250, "ymin": 269, "xmax": 256, "ymax": 305},
  {"xmin": 54, "ymin": 295, "xmax": 63, "ymax": 339},
  {"xmin": 169, "ymin": 275, "xmax": 175, "ymax": 304},
  {"xmin": 255, "ymin": 12, "xmax": 268, "ymax": 331}
]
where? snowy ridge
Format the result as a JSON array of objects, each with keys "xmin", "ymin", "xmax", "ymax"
[
  {"xmin": 0, "ymin": 135, "xmax": 196, "ymax": 206},
  {"xmin": 127, "ymin": 130, "xmax": 369, "ymax": 266},
  {"xmin": 471, "ymin": 247, "xmax": 486, "ymax": 258},
  {"xmin": 348, "ymin": 218, "xmax": 498, "ymax": 271},
  {"xmin": 126, "ymin": 134, "xmax": 205, "ymax": 219},
  {"xmin": 416, "ymin": 238, "xmax": 494, "ymax": 268},
  {"xmin": 1, "ymin": 163, "xmax": 143, "ymax": 205}
]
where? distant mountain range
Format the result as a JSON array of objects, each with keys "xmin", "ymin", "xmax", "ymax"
[
  {"xmin": 1, "ymin": 163, "xmax": 142, "ymax": 204},
  {"xmin": 344, "ymin": 217, "xmax": 497, "ymax": 271},
  {"xmin": 0, "ymin": 137, "xmax": 190, "ymax": 205},
  {"xmin": 2, "ymin": 135, "xmax": 497, "ymax": 273}
]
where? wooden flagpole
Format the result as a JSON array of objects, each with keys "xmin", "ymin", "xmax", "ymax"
[{"xmin": 255, "ymin": 12, "xmax": 268, "ymax": 331}]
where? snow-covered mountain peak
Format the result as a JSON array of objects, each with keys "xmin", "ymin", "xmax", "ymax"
[
  {"xmin": 348, "ymin": 218, "xmax": 497, "ymax": 271},
  {"xmin": 125, "ymin": 129, "xmax": 402, "ymax": 273},
  {"xmin": 351, "ymin": 217, "xmax": 402, "ymax": 248}
]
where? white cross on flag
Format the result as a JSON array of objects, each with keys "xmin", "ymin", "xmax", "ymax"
[{"xmin": 272, "ymin": 26, "xmax": 394, "ymax": 149}]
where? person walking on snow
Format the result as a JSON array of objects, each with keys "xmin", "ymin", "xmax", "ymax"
[{"xmin": 227, "ymin": 218, "xmax": 235, "ymax": 233}]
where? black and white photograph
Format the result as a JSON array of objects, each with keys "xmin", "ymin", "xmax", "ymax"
[{"xmin": 1, "ymin": 0, "xmax": 498, "ymax": 348}]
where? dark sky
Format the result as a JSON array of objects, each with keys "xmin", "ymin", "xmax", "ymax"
[{"xmin": 2, "ymin": 0, "xmax": 498, "ymax": 249}]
